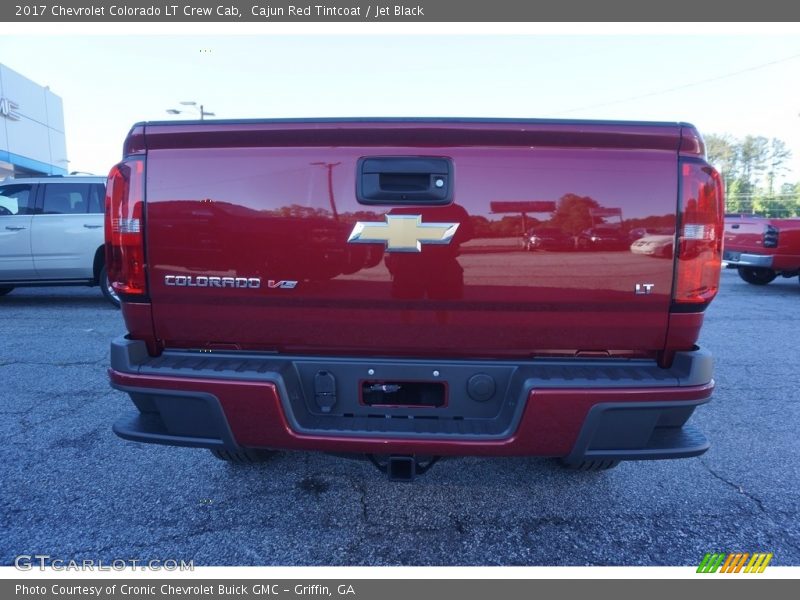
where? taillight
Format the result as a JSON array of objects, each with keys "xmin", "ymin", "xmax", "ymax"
[
  {"xmin": 674, "ymin": 160, "xmax": 724, "ymax": 306},
  {"xmin": 105, "ymin": 158, "xmax": 147, "ymax": 298},
  {"xmin": 763, "ymin": 224, "xmax": 779, "ymax": 248}
]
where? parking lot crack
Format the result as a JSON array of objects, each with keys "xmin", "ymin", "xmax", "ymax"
[
  {"xmin": 69, "ymin": 522, "xmax": 247, "ymax": 560},
  {"xmin": 699, "ymin": 459, "xmax": 768, "ymax": 513},
  {"xmin": 0, "ymin": 403, "xmax": 38, "ymax": 417},
  {"xmin": 68, "ymin": 542, "xmax": 120, "ymax": 558},
  {"xmin": 0, "ymin": 357, "xmax": 107, "ymax": 368},
  {"xmin": 54, "ymin": 358, "xmax": 108, "ymax": 367},
  {"xmin": 347, "ymin": 477, "xmax": 369, "ymax": 523}
]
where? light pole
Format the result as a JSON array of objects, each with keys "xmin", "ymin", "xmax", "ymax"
[
  {"xmin": 311, "ymin": 161, "xmax": 342, "ymax": 220},
  {"xmin": 166, "ymin": 101, "xmax": 215, "ymax": 120}
]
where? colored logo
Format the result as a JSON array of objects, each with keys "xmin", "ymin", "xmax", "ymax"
[
  {"xmin": 347, "ymin": 215, "xmax": 459, "ymax": 252},
  {"xmin": 697, "ymin": 552, "xmax": 773, "ymax": 573}
]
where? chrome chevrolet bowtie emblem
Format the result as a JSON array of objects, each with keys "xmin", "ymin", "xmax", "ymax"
[{"xmin": 347, "ymin": 215, "xmax": 459, "ymax": 252}]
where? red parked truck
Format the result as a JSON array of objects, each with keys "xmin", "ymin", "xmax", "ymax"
[
  {"xmin": 106, "ymin": 119, "xmax": 724, "ymax": 479},
  {"xmin": 723, "ymin": 215, "xmax": 800, "ymax": 285}
]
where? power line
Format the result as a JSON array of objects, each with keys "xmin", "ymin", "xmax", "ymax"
[
  {"xmin": 727, "ymin": 194, "xmax": 798, "ymax": 199},
  {"xmin": 557, "ymin": 52, "xmax": 800, "ymax": 115}
]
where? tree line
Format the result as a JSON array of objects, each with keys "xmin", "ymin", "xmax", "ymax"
[{"xmin": 705, "ymin": 134, "xmax": 799, "ymax": 217}]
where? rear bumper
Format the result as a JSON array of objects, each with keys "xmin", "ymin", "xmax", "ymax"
[
  {"xmin": 109, "ymin": 337, "xmax": 713, "ymax": 462},
  {"xmin": 722, "ymin": 251, "xmax": 773, "ymax": 268}
]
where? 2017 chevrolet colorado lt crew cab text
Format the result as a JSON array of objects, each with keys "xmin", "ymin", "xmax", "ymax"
[{"xmin": 107, "ymin": 119, "xmax": 723, "ymax": 479}]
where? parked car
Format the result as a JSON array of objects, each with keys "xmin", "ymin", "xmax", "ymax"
[
  {"xmin": 574, "ymin": 227, "xmax": 628, "ymax": 250},
  {"xmin": 630, "ymin": 233, "xmax": 674, "ymax": 258},
  {"xmin": 0, "ymin": 175, "xmax": 119, "ymax": 306},
  {"xmin": 723, "ymin": 215, "xmax": 800, "ymax": 285},
  {"xmin": 521, "ymin": 227, "xmax": 574, "ymax": 251}
]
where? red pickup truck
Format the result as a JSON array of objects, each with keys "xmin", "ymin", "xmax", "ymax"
[
  {"xmin": 106, "ymin": 119, "xmax": 723, "ymax": 479},
  {"xmin": 723, "ymin": 215, "xmax": 800, "ymax": 285}
]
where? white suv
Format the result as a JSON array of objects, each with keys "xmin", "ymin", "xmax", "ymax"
[{"xmin": 0, "ymin": 175, "xmax": 119, "ymax": 307}]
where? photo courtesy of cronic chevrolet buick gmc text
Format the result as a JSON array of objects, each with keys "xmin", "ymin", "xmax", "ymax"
[
  {"xmin": 0, "ymin": 175, "xmax": 120, "ymax": 307},
  {"xmin": 106, "ymin": 118, "xmax": 724, "ymax": 480}
]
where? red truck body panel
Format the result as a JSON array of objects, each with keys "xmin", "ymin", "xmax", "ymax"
[{"xmin": 140, "ymin": 120, "xmax": 683, "ymax": 357}]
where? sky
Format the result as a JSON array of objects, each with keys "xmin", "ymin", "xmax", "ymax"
[{"xmin": 2, "ymin": 33, "xmax": 800, "ymax": 181}]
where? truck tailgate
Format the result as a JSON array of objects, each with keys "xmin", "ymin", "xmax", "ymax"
[
  {"xmin": 724, "ymin": 218, "xmax": 768, "ymax": 252},
  {"xmin": 142, "ymin": 121, "xmax": 681, "ymax": 358}
]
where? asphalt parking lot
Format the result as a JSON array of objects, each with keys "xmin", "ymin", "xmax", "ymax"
[{"xmin": 1, "ymin": 268, "xmax": 799, "ymax": 567}]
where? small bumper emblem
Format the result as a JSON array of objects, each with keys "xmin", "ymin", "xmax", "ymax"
[{"xmin": 347, "ymin": 214, "xmax": 459, "ymax": 252}]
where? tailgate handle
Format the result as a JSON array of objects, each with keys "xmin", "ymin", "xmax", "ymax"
[
  {"xmin": 731, "ymin": 224, "xmax": 740, "ymax": 229},
  {"xmin": 356, "ymin": 157, "xmax": 453, "ymax": 205}
]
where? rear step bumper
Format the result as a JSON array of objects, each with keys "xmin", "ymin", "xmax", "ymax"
[
  {"xmin": 722, "ymin": 251, "xmax": 773, "ymax": 268},
  {"xmin": 109, "ymin": 337, "xmax": 713, "ymax": 462}
]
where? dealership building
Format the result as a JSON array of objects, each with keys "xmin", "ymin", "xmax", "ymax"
[{"xmin": 0, "ymin": 63, "xmax": 68, "ymax": 179}]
